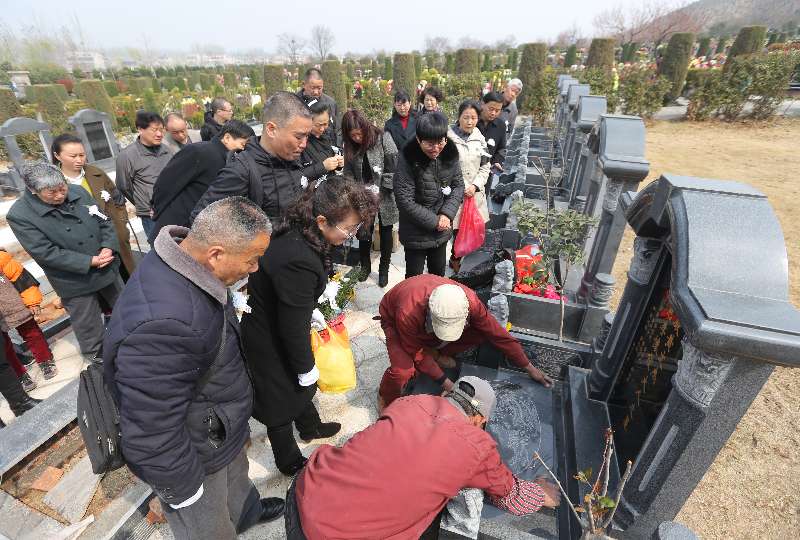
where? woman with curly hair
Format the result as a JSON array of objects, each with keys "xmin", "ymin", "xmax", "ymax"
[
  {"xmin": 418, "ymin": 86, "xmax": 444, "ymax": 114},
  {"xmin": 242, "ymin": 176, "xmax": 377, "ymax": 476}
]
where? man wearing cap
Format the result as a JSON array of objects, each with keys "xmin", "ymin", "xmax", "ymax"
[
  {"xmin": 284, "ymin": 376, "xmax": 560, "ymax": 539},
  {"xmin": 377, "ymin": 274, "xmax": 552, "ymax": 408}
]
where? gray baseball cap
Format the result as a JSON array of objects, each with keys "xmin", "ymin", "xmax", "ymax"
[{"xmin": 449, "ymin": 376, "xmax": 497, "ymax": 420}]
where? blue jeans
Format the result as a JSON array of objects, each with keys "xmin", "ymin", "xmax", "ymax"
[{"xmin": 140, "ymin": 216, "xmax": 156, "ymax": 242}]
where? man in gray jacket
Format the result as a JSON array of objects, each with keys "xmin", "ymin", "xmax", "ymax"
[
  {"xmin": 499, "ymin": 78, "xmax": 523, "ymax": 137},
  {"xmin": 115, "ymin": 111, "xmax": 174, "ymax": 239}
]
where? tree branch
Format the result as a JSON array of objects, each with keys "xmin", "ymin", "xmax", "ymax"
[
  {"xmin": 600, "ymin": 459, "xmax": 633, "ymax": 530},
  {"xmin": 533, "ymin": 452, "xmax": 584, "ymax": 526}
]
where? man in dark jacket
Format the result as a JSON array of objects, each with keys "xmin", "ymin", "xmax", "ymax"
[
  {"xmin": 384, "ymin": 90, "xmax": 417, "ymax": 152},
  {"xmin": 296, "ymin": 68, "xmax": 340, "ymax": 145},
  {"xmin": 394, "ymin": 112, "xmax": 464, "ymax": 278},
  {"xmin": 104, "ymin": 197, "xmax": 283, "ymax": 540},
  {"xmin": 477, "ymin": 91, "xmax": 508, "ymax": 175},
  {"xmin": 150, "ymin": 120, "xmax": 254, "ymax": 243},
  {"xmin": 377, "ymin": 275, "xmax": 552, "ymax": 407},
  {"xmin": 200, "ymin": 98, "xmax": 233, "ymax": 141},
  {"xmin": 191, "ymin": 91, "xmax": 312, "ymax": 225}
]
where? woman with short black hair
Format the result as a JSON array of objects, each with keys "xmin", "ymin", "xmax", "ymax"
[
  {"xmin": 384, "ymin": 90, "xmax": 417, "ymax": 152},
  {"xmin": 341, "ymin": 109, "xmax": 399, "ymax": 287},
  {"xmin": 394, "ymin": 112, "xmax": 464, "ymax": 278},
  {"xmin": 418, "ymin": 86, "xmax": 444, "ymax": 114},
  {"xmin": 300, "ymin": 101, "xmax": 344, "ymax": 182},
  {"xmin": 243, "ymin": 176, "xmax": 377, "ymax": 476}
]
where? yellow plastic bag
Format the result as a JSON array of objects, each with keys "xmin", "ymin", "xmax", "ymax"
[{"xmin": 311, "ymin": 318, "xmax": 357, "ymax": 393}]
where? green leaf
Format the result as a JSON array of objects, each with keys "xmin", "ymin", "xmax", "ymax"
[{"xmin": 598, "ymin": 496, "xmax": 616, "ymax": 509}]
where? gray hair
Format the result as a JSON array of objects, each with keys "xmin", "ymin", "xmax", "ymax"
[
  {"xmin": 188, "ymin": 196, "xmax": 271, "ymax": 249},
  {"xmin": 262, "ymin": 91, "xmax": 311, "ymax": 127},
  {"xmin": 210, "ymin": 97, "xmax": 230, "ymax": 114},
  {"xmin": 164, "ymin": 112, "xmax": 186, "ymax": 126},
  {"xmin": 507, "ymin": 78, "xmax": 523, "ymax": 91},
  {"xmin": 21, "ymin": 161, "xmax": 67, "ymax": 193}
]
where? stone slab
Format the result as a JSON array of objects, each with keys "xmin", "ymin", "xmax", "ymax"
[
  {"xmin": 30, "ymin": 465, "xmax": 64, "ymax": 492},
  {"xmin": 0, "ymin": 489, "xmax": 64, "ymax": 539},
  {"xmin": 43, "ymin": 454, "xmax": 101, "ymax": 524},
  {"xmin": 75, "ymin": 477, "xmax": 153, "ymax": 540}
]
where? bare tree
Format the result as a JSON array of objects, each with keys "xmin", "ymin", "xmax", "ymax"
[
  {"xmin": 593, "ymin": 0, "xmax": 706, "ymax": 47},
  {"xmin": 309, "ymin": 25, "xmax": 335, "ymax": 62},
  {"xmin": 278, "ymin": 33, "xmax": 306, "ymax": 65},
  {"xmin": 555, "ymin": 23, "xmax": 584, "ymax": 47},
  {"xmin": 644, "ymin": 4, "xmax": 709, "ymax": 46},
  {"xmin": 424, "ymin": 36, "xmax": 451, "ymax": 54},
  {"xmin": 494, "ymin": 34, "xmax": 518, "ymax": 50},
  {"xmin": 457, "ymin": 36, "xmax": 485, "ymax": 49}
]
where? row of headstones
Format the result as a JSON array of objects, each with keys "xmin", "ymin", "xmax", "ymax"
[{"xmin": 0, "ymin": 109, "xmax": 120, "ymax": 195}]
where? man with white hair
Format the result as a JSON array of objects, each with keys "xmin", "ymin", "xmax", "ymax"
[
  {"xmin": 499, "ymin": 78, "xmax": 523, "ymax": 136},
  {"xmin": 284, "ymin": 375, "xmax": 560, "ymax": 539},
  {"xmin": 376, "ymin": 274, "xmax": 552, "ymax": 408},
  {"xmin": 104, "ymin": 197, "xmax": 284, "ymax": 540}
]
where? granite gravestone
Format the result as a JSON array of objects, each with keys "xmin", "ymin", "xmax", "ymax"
[
  {"xmin": 0, "ymin": 116, "xmax": 54, "ymax": 194},
  {"xmin": 563, "ymin": 174, "xmax": 800, "ymax": 539},
  {"xmin": 68, "ymin": 109, "xmax": 120, "ymax": 173}
]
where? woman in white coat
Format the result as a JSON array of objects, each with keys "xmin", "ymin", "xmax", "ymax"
[{"xmin": 447, "ymin": 99, "xmax": 491, "ymax": 271}]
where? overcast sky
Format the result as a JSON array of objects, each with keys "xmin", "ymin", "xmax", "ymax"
[{"xmin": 1, "ymin": 0, "xmax": 644, "ymax": 55}]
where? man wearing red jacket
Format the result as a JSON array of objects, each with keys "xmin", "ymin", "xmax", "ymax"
[
  {"xmin": 284, "ymin": 376, "xmax": 560, "ymax": 539},
  {"xmin": 378, "ymin": 274, "xmax": 552, "ymax": 407}
]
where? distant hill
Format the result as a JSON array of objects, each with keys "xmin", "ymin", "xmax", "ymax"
[{"xmin": 679, "ymin": 0, "xmax": 800, "ymax": 34}]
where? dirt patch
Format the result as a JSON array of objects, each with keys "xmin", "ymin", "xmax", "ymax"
[{"xmin": 608, "ymin": 118, "xmax": 800, "ymax": 539}]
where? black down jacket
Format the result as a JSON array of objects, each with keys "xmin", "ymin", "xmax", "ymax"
[
  {"xmin": 394, "ymin": 138, "xmax": 464, "ymax": 250},
  {"xmin": 103, "ymin": 227, "xmax": 253, "ymax": 505}
]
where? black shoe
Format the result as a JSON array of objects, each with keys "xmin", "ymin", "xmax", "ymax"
[
  {"xmin": 10, "ymin": 396, "xmax": 42, "ymax": 417},
  {"xmin": 299, "ymin": 422, "xmax": 341, "ymax": 442},
  {"xmin": 258, "ymin": 497, "xmax": 285, "ymax": 523},
  {"xmin": 378, "ymin": 266, "xmax": 389, "ymax": 288},
  {"xmin": 0, "ymin": 418, "xmax": 5, "ymax": 428},
  {"xmin": 278, "ymin": 456, "xmax": 307, "ymax": 476},
  {"xmin": 358, "ymin": 265, "xmax": 370, "ymax": 282}
]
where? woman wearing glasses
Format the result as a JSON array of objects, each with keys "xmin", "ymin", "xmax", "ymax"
[
  {"xmin": 242, "ymin": 176, "xmax": 377, "ymax": 476},
  {"xmin": 394, "ymin": 112, "xmax": 464, "ymax": 278},
  {"xmin": 341, "ymin": 109, "xmax": 398, "ymax": 287}
]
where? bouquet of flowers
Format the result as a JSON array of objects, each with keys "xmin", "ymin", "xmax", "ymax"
[
  {"xmin": 512, "ymin": 245, "xmax": 565, "ymax": 300},
  {"xmin": 316, "ymin": 269, "xmax": 358, "ymax": 322}
]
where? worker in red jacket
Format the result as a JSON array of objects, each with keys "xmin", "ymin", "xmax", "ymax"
[
  {"xmin": 284, "ymin": 376, "xmax": 560, "ymax": 540},
  {"xmin": 377, "ymin": 274, "xmax": 552, "ymax": 408}
]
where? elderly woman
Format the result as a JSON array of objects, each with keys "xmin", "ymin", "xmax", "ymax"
[
  {"xmin": 418, "ymin": 86, "xmax": 444, "ymax": 115},
  {"xmin": 447, "ymin": 100, "xmax": 491, "ymax": 270},
  {"xmin": 7, "ymin": 162, "xmax": 122, "ymax": 363}
]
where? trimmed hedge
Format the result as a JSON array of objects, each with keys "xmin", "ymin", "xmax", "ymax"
[
  {"xmin": 414, "ymin": 53, "xmax": 423, "ymax": 78},
  {"xmin": 586, "ymin": 38, "xmax": 616, "ymax": 72},
  {"xmin": 517, "ymin": 43, "xmax": 547, "ymax": 113},
  {"xmin": 455, "ymin": 48, "xmax": 480, "ymax": 74},
  {"xmin": 697, "ymin": 37, "xmax": 711, "ymax": 58},
  {"xmin": 393, "ymin": 53, "xmax": 417, "ymax": 94},
  {"xmin": 322, "ymin": 60, "xmax": 348, "ymax": 116},
  {"xmin": 263, "ymin": 65, "xmax": 284, "ymax": 97},
  {"xmin": 103, "ymin": 80, "xmax": 119, "ymax": 97},
  {"xmin": 619, "ymin": 66, "xmax": 671, "ymax": 118},
  {"xmin": 445, "ymin": 53, "xmax": 455, "ymax": 74},
  {"xmin": 0, "ymin": 88, "xmax": 22, "ymax": 123},
  {"xmin": 76, "ymin": 80, "xmax": 117, "ymax": 128},
  {"xmin": 659, "ymin": 32, "xmax": 695, "ymax": 102},
  {"xmin": 384, "ymin": 57, "xmax": 393, "ymax": 79},
  {"xmin": 724, "ymin": 26, "xmax": 767, "ymax": 72},
  {"xmin": 28, "ymin": 84, "xmax": 67, "ymax": 131},
  {"xmin": 564, "ymin": 44, "xmax": 578, "ymax": 67},
  {"xmin": 223, "ymin": 71, "xmax": 238, "ymax": 87}
]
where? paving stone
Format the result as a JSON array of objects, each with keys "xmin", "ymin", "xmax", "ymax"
[
  {"xmin": 30, "ymin": 466, "xmax": 63, "ymax": 492},
  {"xmin": 76, "ymin": 478, "xmax": 153, "ymax": 540},
  {"xmin": 43, "ymin": 454, "xmax": 101, "ymax": 524},
  {"xmin": 0, "ymin": 489, "xmax": 64, "ymax": 539}
]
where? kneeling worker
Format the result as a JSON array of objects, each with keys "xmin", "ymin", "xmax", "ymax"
[
  {"xmin": 378, "ymin": 274, "xmax": 552, "ymax": 408},
  {"xmin": 285, "ymin": 376, "xmax": 560, "ymax": 539}
]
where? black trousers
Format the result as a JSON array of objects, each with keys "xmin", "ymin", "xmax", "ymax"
[
  {"xmin": 266, "ymin": 400, "xmax": 322, "ymax": 471},
  {"xmin": 405, "ymin": 243, "xmax": 447, "ymax": 279},
  {"xmin": 359, "ymin": 216, "xmax": 393, "ymax": 270},
  {"xmin": 0, "ymin": 343, "xmax": 27, "ymax": 411}
]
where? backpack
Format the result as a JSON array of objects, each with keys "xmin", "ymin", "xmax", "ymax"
[{"xmin": 77, "ymin": 317, "xmax": 228, "ymax": 475}]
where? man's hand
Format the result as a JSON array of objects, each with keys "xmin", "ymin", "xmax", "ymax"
[
  {"xmin": 525, "ymin": 363, "xmax": 553, "ymax": 388},
  {"xmin": 535, "ymin": 477, "xmax": 561, "ymax": 508},
  {"xmin": 441, "ymin": 378, "xmax": 455, "ymax": 392},
  {"xmin": 28, "ymin": 305, "xmax": 42, "ymax": 317},
  {"xmin": 464, "ymin": 184, "xmax": 476, "ymax": 198},
  {"xmin": 323, "ymin": 156, "xmax": 341, "ymax": 171},
  {"xmin": 493, "ymin": 163, "xmax": 504, "ymax": 173},
  {"xmin": 437, "ymin": 214, "xmax": 451, "ymax": 231}
]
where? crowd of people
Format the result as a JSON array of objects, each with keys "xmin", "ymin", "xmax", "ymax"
[{"xmin": 0, "ymin": 67, "xmax": 559, "ymax": 539}]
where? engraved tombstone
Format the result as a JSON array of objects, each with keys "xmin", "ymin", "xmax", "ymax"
[
  {"xmin": 0, "ymin": 117, "xmax": 54, "ymax": 193},
  {"xmin": 68, "ymin": 109, "xmax": 120, "ymax": 172}
]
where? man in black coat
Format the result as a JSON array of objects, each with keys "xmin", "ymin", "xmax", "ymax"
[
  {"xmin": 384, "ymin": 89, "xmax": 417, "ymax": 153},
  {"xmin": 191, "ymin": 92, "xmax": 312, "ymax": 225},
  {"xmin": 296, "ymin": 68, "xmax": 340, "ymax": 145},
  {"xmin": 104, "ymin": 197, "xmax": 283, "ymax": 540},
  {"xmin": 149, "ymin": 120, "xmax": 254, "ymax": 243},
  {"xmin": 394, "ymin": 112, "xmax": 464, "ymax": 278},
  {"xmin": 477, "ymin": 91, "xmax": 509, "ymax": 175},
  {"xmin": 200, "ymin": 98, "xmax": 233, "ymax": 141}
]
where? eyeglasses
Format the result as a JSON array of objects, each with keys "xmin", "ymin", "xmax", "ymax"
[
  {"xmin": 335, "ymin": 221, "xmax": 363, "ymax": 238},
  {"xmin": 420, "ymin": 138, "xmax": 447, "ymax": 150}
]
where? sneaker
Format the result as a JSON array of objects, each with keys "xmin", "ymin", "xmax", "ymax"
[
  {"xmin": 41, "ymin": 360, "xmax": 58, "ymax": 380},
  {"xmin": 19, "ymin": 372, "xmax": 37, "ymax": 393}
]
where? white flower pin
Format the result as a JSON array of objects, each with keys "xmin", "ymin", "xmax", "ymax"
[
  {"xmin": 87, "ymin": 205, "xmax": 108, "ymax": 220},
  {"xmin": 331, "ymin": 145, "xmax": 341, "ymax": 155},
  {"xmin": 441, "ymin": 186, "xmax": 452, "ymax": 196},
  {"xmin": 487, "ymin": 138, "xmax": 496, "ymax": 147},
  {"xmin": 373, "ymin": 165, "xmax": 382, "ymax": 174},
  {"xmin": 367, "ymin": 184, "xmax": 379, "ymax": 195},
  {"xmin": 307, "ymin": 98, "xmax": 319, "ymax": 106},
  {"xmin": 231, "ymin": 291, "xmax": 252, "ymax": 313},
  {"xmin": 300, "ymin": 176, "xmax": 309, "ymax": 189},
  {"xmin": 100, "ymin": 190, "xmax": 112, "ymax": 202}
]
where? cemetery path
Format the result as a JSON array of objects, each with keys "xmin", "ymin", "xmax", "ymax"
[{"xmin": 611, "ymin": 118, "xmax": 800, "ymax": 540}]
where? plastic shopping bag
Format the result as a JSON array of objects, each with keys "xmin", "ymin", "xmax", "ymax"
[
  {"xmin": 310, "ymin": 315, "xmax": 357, "ymax": 393},
  {"xmin": 453, "ymin": 197, "xmax": 486, "ymax": 258}
]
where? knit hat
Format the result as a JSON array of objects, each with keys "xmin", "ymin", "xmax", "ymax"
[{"xmin": 428, "ymin": 284, "xmax": 470, "ymax": 342}]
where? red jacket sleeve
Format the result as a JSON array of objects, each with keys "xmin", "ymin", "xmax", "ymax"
[{"xmin": 468, "ymin": 295, "xmax": 531, "ymax": 369}]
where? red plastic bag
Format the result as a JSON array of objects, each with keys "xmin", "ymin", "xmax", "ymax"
[{"xmin": 453, "ymin": 197, "xmax": 485, "ymax": 258}]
